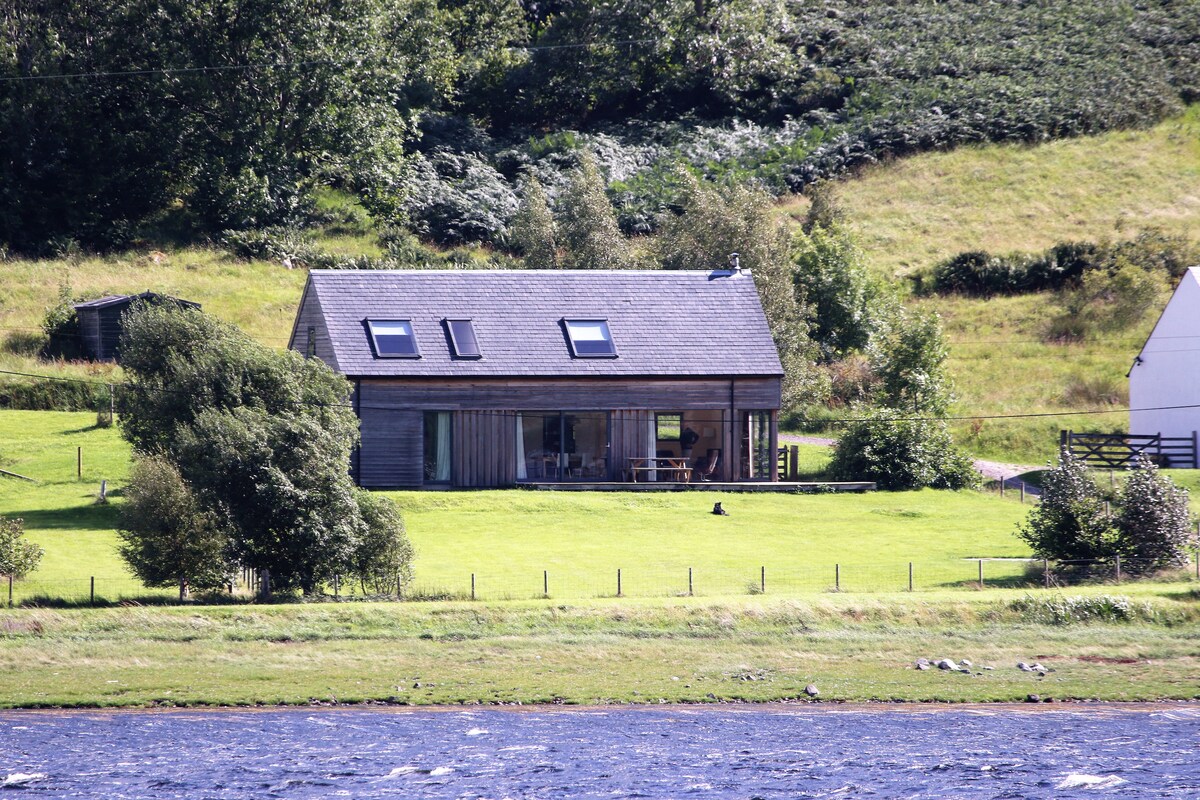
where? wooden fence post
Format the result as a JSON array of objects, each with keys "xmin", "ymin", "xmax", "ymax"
[
  {"xmin": 543, "ymin": 570, "xmax": 548, "ymax": 597},
  {"xmin": 1043, "ymin": 559, "xmax": 1050, "ymax": 589},
  {"xmin": 7, "ymin": 575, "xmax": 11, "ymax": 608},
  {"xmin": 688, "ymin": 567, "xmax": 693, "ymax": 596},
  {"xmin": 617, "ymin": 568, "xmax": 622, "ymax": 597},
  {"xmin": 789, "ymin": 445, "xmax": 799, "ymax": 481},
  {"xmin": 77, "ymin": 446, "xmax": 82, "ymax": 479},
  {"xmin": 760, "ymin": 566, "xmax": 765, "ymax": 594},
  {"xmin": 908, "ymin": 562, "xmax": 913, "ymax": 592},
  {"xmin": 835, "ymin": 563, "xmax": 840, "ymax": 592},
  {"xmin": 90, "ymin": 576, "xmax": 95, "ymax": 606},
  {"xmin": 471, "ymin": 573, "xmax": 475, "ymax": 601},
  {"xmin": 978, "ymin": 559, "xmax": 984, "ymax": 588},
  {"xmin": 1115, "ymin": 555, "xmax": 1122, "ymax": 584}
]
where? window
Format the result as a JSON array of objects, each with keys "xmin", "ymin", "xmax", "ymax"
[
  {"xmin": 445, "ymin": 319, "xmax": 481, "ymax": 358},
  {"xmin": 564, "ymin": 319, "xmax": 616, "ymax": 357},
  {"xmin": 366, "ymin": 320, "xmax": 419, "ymax": 358},
  {"xmin": 656, "ymin": 413, "xmax": 682, "ymax": 441}
]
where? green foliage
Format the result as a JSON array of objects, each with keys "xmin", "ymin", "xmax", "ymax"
[
  {"xmin": 352, "ymin": 490, "xmax": 415, "ymax": 594},
  {"xmin": 118, "ymin": 304, "xmax": 371, "ymax": 595},
  {"xmin": 792, "ymin": 224, "xmax": 890, "ymax": 360},
  {"xmin": 0, "ymin": 516, "xmax": 43, "ymax": 579},
  {"xmin": 1052, "ymin": 259, "xmax": 1167, "ymax": 339},
  {"xmin": 558, "ymin": 155, "xmax": 632, "ymax": 270},
  {"xmin": 870, "ymin": 309, "xmax": 952, "ymax": 416},
  {"xmin": 828, "ymin": 411, "xmax": 978, "ymax": 491},
  {"xmin": 1113, "ymin": 458, "xmax": 1193, "ymax": 573},
  {"xmin": 653, "ymin": 172, "xmax": 824, "ymax": 409},
  {"xmin": 40, "ymin": 284, "xmax": 82, "ymax": 360},
  {"xmin": 117, "ymin": 455, "xmax": 230, "ymax": 599},
  {"xmin": 1010, "ymin": 594, "xmax": 1157, "ymax": 625},
  {"xmin": 508, "ymin": 177, "xmax": 558, "ymax": 269},
  {"xmin": 1017, "ymin": 450, "xmax": 1114, "ymax": 561},
  {"xmin": 920, "ymin": 229, "xmax": 1198, "ymax": 298},
  {"xmin": 401, "ymin": 151, "xmax": 519, "ymax": 245}
]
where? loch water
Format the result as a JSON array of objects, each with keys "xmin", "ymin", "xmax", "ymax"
[{"xmin": 2, "ymin": 705, "xmax": 1198, "ymax": 798}]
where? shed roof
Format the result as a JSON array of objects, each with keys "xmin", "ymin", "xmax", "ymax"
[
  {"xmin": 74, "ymin": 291, "xmax": 201, "ymax": 311},
  {"xmin": 293, "ymin": 269, "xmax": 784, "ymax": 378}
]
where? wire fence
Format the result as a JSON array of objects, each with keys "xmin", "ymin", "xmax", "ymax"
[{"xmin": 6, "ymin": 555, "xmax": 1200, "ymax": 606}]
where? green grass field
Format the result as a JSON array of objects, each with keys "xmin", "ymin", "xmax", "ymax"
[
  {"xmin": 782, "ymin": 105, "xmax": 1200, "ymax": 277},
  {"xmin": 1, "ymin": 412, "xmax": 1049, "ymax": 603}
]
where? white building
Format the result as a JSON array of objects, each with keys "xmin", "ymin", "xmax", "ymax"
[{"xmin": 1128, "ymin": 266, "xmax": 1200, "ymax": 451}]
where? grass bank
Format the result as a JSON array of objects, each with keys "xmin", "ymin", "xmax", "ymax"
[{"xmin": 1, "ymin": 594, "xmax": 1198, "ymax": 708}]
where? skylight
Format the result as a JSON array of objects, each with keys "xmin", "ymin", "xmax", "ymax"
[
  {"xmin": 367, "ymin": 319, "xmax": 419, "ymax": 358},
  {"xmin": 445, "ymin": 319, "xmax": 481, "ymax": 359},
  {"xmin": 564, "ymin": 319, "xmax": 617, "ymax": 358}
]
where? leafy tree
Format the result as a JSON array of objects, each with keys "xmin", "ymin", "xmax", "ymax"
[
  {"xmin": 353, "ymin": 490, "xmax": 415, "ymax": 594},
  {"xmin": 1055, "ymin": 258, "xmax": 1166, "ymax": 338},
  {"xmin": 1113, "ymin": 457, "xmax": 1192, "ymax": 574},
  {"xmin": 828, "ymin": 410, "xmax": 977, "ymax": 491},
  {"xmin": 792, "ymin": 223, "xmax": 889, "ymax": 359},
  {"xmin": 1016, "ymin": 450, "xmax": 1114, "ymax": 562},
  {"xmin": 117, "ymin": 455, "xmax": 230, "ymax": 600},
  {"xmin": 173, "ymin": 407, "xmax": 361, "ymax": 595},
  {"xmin": 510, "ymin": 177, "xmax": 559, "ymax": 269},
  {"xmin": 0, "ymin": 516, "xmax": 43, "ymax": 580},
  {"xmin": 119, "ymin": 304, "xmax": 369, "ymax": 596},
  {"xmin": 870, "ymin": 309, "xmax": 952, "ymax": 416},
  {"xmin": 558, "ymin": 154, "xmax": 632, "ymax": 270},
  {"xmin": 654, "ymin": 171, "xmax": 824, "ymax": 409}
]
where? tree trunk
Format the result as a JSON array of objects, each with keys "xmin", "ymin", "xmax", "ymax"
[{"xmin": 258, "ymin": 568, "xmax": 271, "ymax": 600}]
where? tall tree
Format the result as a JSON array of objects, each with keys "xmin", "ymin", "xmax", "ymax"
[
  {"xmin": 558, "ymin": 154, "xmax": 631, "ymax": 271},
  {"xmin": 654, "ymin": 172, "xmax": 824, "ymax": 409},
  {"xmin": 510, "ymin": 177, "xmax": 559, "ymax": 269}
]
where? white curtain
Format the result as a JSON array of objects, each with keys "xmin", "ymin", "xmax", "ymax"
[
  {"xmin": 435, "ymin": 412, "xmax": 451, "ymax": 482},
  {"xmin": 515, "ymin": 413, "xmax": 527, "ymax": 480},
  {"xmin": 645, "ymin": 415, "xmax": 657, "ymax": 481}
]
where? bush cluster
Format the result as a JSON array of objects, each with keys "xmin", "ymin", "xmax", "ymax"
[
  {"xmin": 918, "ymin": 229, "xmax": 1198, "ymax": 297},
  {"xmin": 1009, "ymin": 594, "xmax": 1156, "ymax": 625}
]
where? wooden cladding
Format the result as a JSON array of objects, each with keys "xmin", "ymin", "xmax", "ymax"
[
  {"xmin": 453, "ymin": 410, "xmax": 517, "ymax": 487},
  {"xmin": 353, "ymin": 377, "xmax": 780, "ymax": 411}
]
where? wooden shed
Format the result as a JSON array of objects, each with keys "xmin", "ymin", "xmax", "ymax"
[
  {"xmin": 289, "ymin": 269, "xmax": 785, "ymax": 489},
  {"xmin": 73, "ymin": 292, "xmax": 201, "ymax": 362}
]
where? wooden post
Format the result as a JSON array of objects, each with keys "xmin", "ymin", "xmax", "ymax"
[
  {"xmin": 109, "ymin": 384, "xmax": 115, "ymax": 423},
  {"xmin": 1059, "ymin": 429, "xmax": 1068, "ymax": 451},
  {"xmin": 471, "ymin": 573, "xmax": 475, "ymax": 601},
  {"xmin": 334, "ymin": 574, "xmax": 340, "ymax": 599},
  {"xmin": 978, "ymin": 559, "xmax": 984, "ymax": 588},
  {"xmin": 90, "ymin": 576, "xmax": 95, "ymax": 605},
  {"xmin": 789, "ymin": 445, "xmax": 799, "ymax": 481},
  {"xmin": 543, "ymin": 570, "xmax": 548, "ymax": 596},
  {"xmin": 396, "ymin": 573, "xmax": 403, "ymax": 599},
  {"xmin": 760, "ymin": 566, "xmax": 765, "ymax": 594},
  {"xmin": 1043, "ymin": 559, "xmax": 1050, "ymax": 589},
  {"xmin": 77, "ymin": 446, "xmax": 82, "ymax": 479},
  {"xmin": 7, "ymin": 575, "xmax": 11, "ymax": 607},
  {"xmin": 617, "ymin": 568, "xmax": 622, "ymax": 597},
  {"xmin": 908, "ymin": 562, "xmax": 913, "ymax": 592},
  {"xmin": 768, "ymin": 411, "xmax": 779, "ymax": 482},
  {"xmin": 688, "ymin": 567, "xmax": 693, "ymax": 597},
  {"xmin": 1000, "ymin": 477, "xmax": 1005, "ymax": 498},
  {"xmin": 1115, "ymin": 555, "xmax": 1122, "ymax": 584},
  {"xmin": 835, "ymin": 563, "xmax": 840, "ymax": 592}
]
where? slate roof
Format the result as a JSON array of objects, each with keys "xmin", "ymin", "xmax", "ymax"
[{"xmin": 292, "ymin": 269, "xmax": 783, "ymax": 378}]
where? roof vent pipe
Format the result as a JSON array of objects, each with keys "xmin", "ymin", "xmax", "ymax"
[{"xmin": 729, "ymin": 252, "xmax": 741, "ymax": 273}]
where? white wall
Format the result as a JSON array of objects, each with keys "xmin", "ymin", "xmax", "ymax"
[{"xmin": 1129, "ymin": 267, "xmax": 1200, "ymax": 440}]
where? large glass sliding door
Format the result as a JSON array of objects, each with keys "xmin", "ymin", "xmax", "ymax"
[
  {"xmin": 517, "ymin": 411, "xmax": 609, "ymax": 481},
  {"xmin": 741, "ymin": 410, "xmax": 772, "ymax": 480}
]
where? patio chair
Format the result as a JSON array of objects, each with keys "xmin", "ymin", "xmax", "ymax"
[{"xmin": 695, "ymin": 449, "xmax": 721, "ymax": 481}]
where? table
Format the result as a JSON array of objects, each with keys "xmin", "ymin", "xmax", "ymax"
[{"xmin": 627, "ymin": 457, "xmax": 693, "ymax": 483}]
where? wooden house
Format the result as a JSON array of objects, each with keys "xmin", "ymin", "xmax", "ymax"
[
  {"xmin": 1128, "ymin": 265, "xmax": 1200, "ymax": 455},
  {"xmin": 289, "ymin": 269, "xmax": 785, "ymax": 489},
  {"xmin": 74, "ymin": 292, "xmax": 201, "ymax": 362}
]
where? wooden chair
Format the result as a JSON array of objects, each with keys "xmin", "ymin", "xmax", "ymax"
[{"xmin": 696, "ymin": 448, "xmax": 721, "ymax": 481}]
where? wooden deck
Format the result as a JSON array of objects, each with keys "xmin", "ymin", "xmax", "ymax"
[{"xmin": 526, "ymin": 480, "xmax": 875, "ymax": 493}]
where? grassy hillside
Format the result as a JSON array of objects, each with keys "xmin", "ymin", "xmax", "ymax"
[{"xmin": 782, "ymin": 105, "xmax": 1200, "ymax": 277}]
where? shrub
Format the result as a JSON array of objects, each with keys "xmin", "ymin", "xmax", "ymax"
[
  {"xmin": 117, "ymin": 455, "xmax": 231, "ymax": 600},
  {"xmin": 828, "ymin": 410, "xmax": 978, "ymax": 490},
  {"xmin": 1016, "ymin": 450, "xmax": 1113, "ymax": 562},
  {"xmin": 1051, "ymin": 258, "xmax": 1166, "ymax": 339},
  {"xmin": 1112, "ymin": 457, "xmax": 1193, "ymax": 574},
  {"xmin": 352, "ymin": 490, "xmax": 415, "ymax": 595},
  {"xmin": 40, "ymin": 284, "xmax": 83, "ymax": 361},
  {"xmin": 0, "ymin": 516, "xmax": 43, "ymax": 579},
  {"xmin": 1009, "ymin": 594, "xmax": 1155, "ymax": 625}
]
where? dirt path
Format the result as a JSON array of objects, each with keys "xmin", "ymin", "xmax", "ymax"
[{"xmin": 781, "ymin": 434, "xmax": 1042, "ymax": 494}]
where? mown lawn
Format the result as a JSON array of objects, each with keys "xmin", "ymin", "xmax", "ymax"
[{"xmin": 0, "ymin": 411, "xmax": 1047, "ymax": 603}]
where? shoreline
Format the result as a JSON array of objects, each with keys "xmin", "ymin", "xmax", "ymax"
[{"xmin": 3, "ymin": 699, "xmax": 1200, "ymax": 715}]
